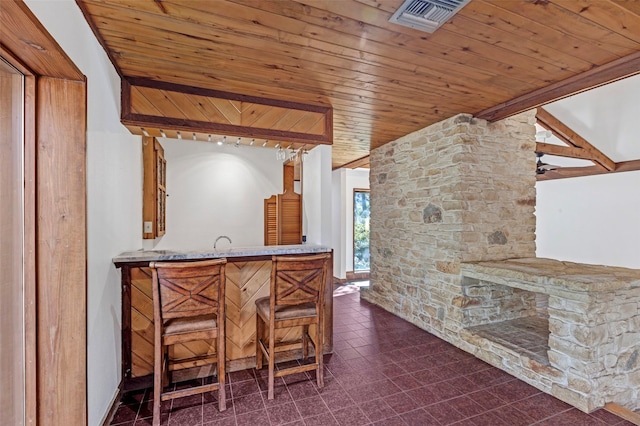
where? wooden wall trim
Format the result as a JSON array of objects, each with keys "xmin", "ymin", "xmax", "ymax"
[
  {"xmin": 3, "ymin": 2, "xmax": 88, "ymax": 424},
  {"xmin": 36, "ymin": 76, "xmax": 87, "ymax": 425},
  {"xmin": 122, "ymin": 112, "xmax": 332, "ymax": 145},
  {"xmin": 23, "ymin": 72, "xmax": 38, "ymax": 426},
  {"xmin": 476, "ymin": 51, "xmax": 640, "ymax": 122},
  {"xmin": 0, "ymin": 1, "xmax": 83, "ymax": 81}
]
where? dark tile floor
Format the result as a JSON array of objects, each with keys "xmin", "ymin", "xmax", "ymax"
[{"xmin": 110, "ymin": 286, "xmax": 634, "ymax": 426}]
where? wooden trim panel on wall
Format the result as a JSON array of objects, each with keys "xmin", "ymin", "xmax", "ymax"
[
  {"xmin": 36, "ymin": 76, "xmax": 87, "ymax": 425},
  {"xmin": 1, "ymin": 1, "xmax": 88, "ymax": 424}
]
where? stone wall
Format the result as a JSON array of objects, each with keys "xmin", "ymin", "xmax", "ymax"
[
  {"xmin": 362, "ymin": 111, "xmax": 537, "ymax": 338},
  {"xmin": 547, "ymin": 288, "xmax": 640, "ymax": 411},
  {"xmin": 362, "ymin": 111, "xmax": 640, "ymax": 412},
  {"xmin": 461, "ymin": 276, "xmax": 537, "ymax": 326}
]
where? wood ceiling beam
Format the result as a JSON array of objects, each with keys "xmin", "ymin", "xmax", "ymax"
[
  {"xmin": 535, "ymin": 143, "xmax": 597, "ymax": 161},
  {"xmin": 535, "ymin": 108, "xmax": 616, "ymax": 171},
  {"xmin": 335, "ymin": 155, "xmax": 370, "ymax": 170},
  {"xmin": 475, "ymin": 51, "xmax": 640, "ymax": 122},
  {"xmin": 537, "ymin": 159, "xmax": 640, "ymax": 181}
]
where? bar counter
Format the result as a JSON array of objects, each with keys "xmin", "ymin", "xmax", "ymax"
[{"xmin": 114, "ymin": 245, "xmax": 333, "ymax": 390}]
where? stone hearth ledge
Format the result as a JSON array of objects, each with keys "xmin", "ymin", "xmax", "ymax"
[
  {"xmin": 113, "ymin": 244, "xmax": 331, "ymax": 264},
  {"xmin": 461, "ymin": 257, "xmax": 640, "ymax": 296}
]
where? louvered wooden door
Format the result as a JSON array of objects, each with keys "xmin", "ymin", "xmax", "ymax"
[
  {"xmin": 278, "ymin": 191, "xmax": 301, "ymax": 244},
  {"xmin": 264, "ymin": 195, "xmax": 277, "ymax": 245},
  {"xmin": 264, "ymin": 191, "xmax": 301, "ymax": 245}
]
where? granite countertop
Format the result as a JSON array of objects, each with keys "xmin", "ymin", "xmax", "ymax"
[
  {"xmin": 461, "ymin": 257, "xmax": 640, "ymax": 295},
  {"xmin": 113, "ymin": 244, "xmax": 331, "ymax": 265}
]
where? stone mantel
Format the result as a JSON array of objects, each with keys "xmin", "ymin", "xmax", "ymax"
[{"xmin": 461, "ymin": 257, "xmax": 640, "ymax": 295}]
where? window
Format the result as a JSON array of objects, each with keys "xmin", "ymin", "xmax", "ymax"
[{"xmin": 353, "ymin": 190, "xmax": 370, "ymax": 271}]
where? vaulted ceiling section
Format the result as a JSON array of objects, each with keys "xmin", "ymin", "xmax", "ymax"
[{"xmin": 77, "ymin": 0, "xmax": 640, "ymax": 168}]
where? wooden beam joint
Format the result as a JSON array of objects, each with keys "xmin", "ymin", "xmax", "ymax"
[{"xmin": 535, "ymin": 108, "xmax": 615, "ymax": 171}]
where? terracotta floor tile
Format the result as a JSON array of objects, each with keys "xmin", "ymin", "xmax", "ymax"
[
  {"xmin": 383, "ymin": 392, "xmax": 422, "ymax": 415},
  {"xmin": 235, "ymin": 408, "xmax": 269, "ymax": 425},
  {"xmin": 358, "ymin": 398, "xmax": 396, "ymax": 422},
  {"xmin": 168, "ymin": 404, "xmax": 202, "ymax": 426},
  {"xmin": 424, "ymin": 400, "xmax": 466, "ymax": 425},
  {"xmin": 294, "ymin": 395, "xmax": 330, "ymax": 418},
  {"xmin": 321, "ymin": 389, "xmax": 356, "ymax": 412},
  {"xmin": 331, "ymin": 405, "xmax": 370, "ymax": 426},
  {"xmin": 535, "ymin": 407, "xmax": 606, "ymax": 425},
  {"xmin": 510, "ymin": 392, "xmax": 572, "ymax": 422},
  {"xmin": 400, "ymin": 408, "xmax": 441, "ymax": 425},
  {"xmin": 232, "ymin": 393, "xmax": 265, "ymax": 415},
  {"xmin": 266, "ymin": 401, "xmax": 302, "ymax": 425},
  {"xmin": 302, "ymin": 412, "xmax": 339, "ymax": 426}
]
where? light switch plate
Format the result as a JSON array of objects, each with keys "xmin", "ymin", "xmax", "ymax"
[{"xmin": 144, "ymin": 221, "xmax": 153, "ymax": 233}]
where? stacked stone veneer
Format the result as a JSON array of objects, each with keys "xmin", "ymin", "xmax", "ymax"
[
  {"xmin": 362, "ymin": 111, "xmax": 537, "ymax": 333},
  {"xmin": 361, "ymin": 111, "xmax": 640, "ymax": 412}
]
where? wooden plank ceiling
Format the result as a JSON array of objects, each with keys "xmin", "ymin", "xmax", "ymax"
[{"xmin": 76, "ymin": 0, "xmax": 640, "ymax": 169}]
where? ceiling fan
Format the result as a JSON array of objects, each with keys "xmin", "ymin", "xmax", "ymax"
[{"xmin": 536, "ymin": 152, "xmax": 560, "ymax": 175}]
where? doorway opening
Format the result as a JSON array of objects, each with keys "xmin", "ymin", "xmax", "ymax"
[{"xmin": 353, "ymin": 189, "xmax": 370, "ymax": 272}]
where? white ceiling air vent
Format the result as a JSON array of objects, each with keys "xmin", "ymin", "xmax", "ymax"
[{"xmin": 388, "ymin": 0, "xmax": 471, "ymax": 33}]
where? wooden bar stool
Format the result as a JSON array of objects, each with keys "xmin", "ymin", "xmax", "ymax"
[
  {"xmin": 149, "ymin": 258, "xmax": 227, "ymax": 426},
  {"xmin": 255, "ymin": 253, "xmax": 330, "ymax": 399}
]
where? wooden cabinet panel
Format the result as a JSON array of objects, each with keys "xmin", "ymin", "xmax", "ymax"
[{"xmin": 143, "ymin": 136, "xmax": 166, "ymax": 238}]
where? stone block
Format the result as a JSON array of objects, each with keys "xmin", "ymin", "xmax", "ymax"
[
  {"xmin": 571, "ymin": 324, "xmax": 609, "ymax": 346},
  {"xmin": 605, "ymin": 303, "xmax": 638, "ymax": 321},
  {"xmin": 549, "ymin": 336, "xmax": 594, "ymax": 361},
  {"xmin": 435, "ymin": 261, "xmax": 460, "ymax": 275},
  {"xmin": 568, "ymin": 376, "xmax": 593, "ymax": 393},
  {"xmin": 616, "ymin": 347, "xmax": 639, "ymax": 372},
  {"xmin": 550, "ymin": 384, "xmax": 593, "ymax": 413}
]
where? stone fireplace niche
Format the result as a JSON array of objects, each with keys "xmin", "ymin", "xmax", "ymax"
[
  {"xmin": 362, "ymin": 110, "xmax": 640, "ymax": 413},
  {"xmin": 461, "ymin": 275, "xmax": 551, "ymax": 367}
]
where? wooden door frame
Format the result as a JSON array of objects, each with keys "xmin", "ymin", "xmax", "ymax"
[{"xmin": 1, "ymin": 1, "xmax": 87, "ymax": 424}]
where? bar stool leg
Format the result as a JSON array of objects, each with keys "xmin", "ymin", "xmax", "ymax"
[{"xmin": 268, "ymin": 323, "xmax": 276, "ymax": 400}]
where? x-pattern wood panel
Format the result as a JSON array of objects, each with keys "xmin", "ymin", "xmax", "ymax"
[
  {"xmin": 128, "ymin": 261, "xmax": 303, "ymax": 377},
  {"xmin": 130, "ymin": 267, "xmax": 215, "ymax": 377},
  {"xmin": 158, "ymin": 275, "xmax": 220, "ymax": 316},
  {"xmin": 276, "ymin": 269, "xmax": 322, "ymax": 302}
]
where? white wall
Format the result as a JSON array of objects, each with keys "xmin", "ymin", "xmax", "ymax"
[
  {"xmin": 302, "ymin": 145, "xmax": 333, "ymax": 246},
  {"xmin": 535, "ymin": 75, "xmax": 640, "ymax": 270},
  {"xmin": 331, "ymin": 168, "xmax": 370, "ymax": 278},
  {"xmin": 536, "ymin": 171, "xmax": 640, "ymax": 269},
  {"xmin": 25, "ymin": 1, "xmax": 142, "ymax": 425},
  {"xmin": 147, "ymin": 139, "xmax": 283, "ymax": 250},
  {"xmin": 331, "ymin": 170, "xmax": 346, "ymax": 278}
]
